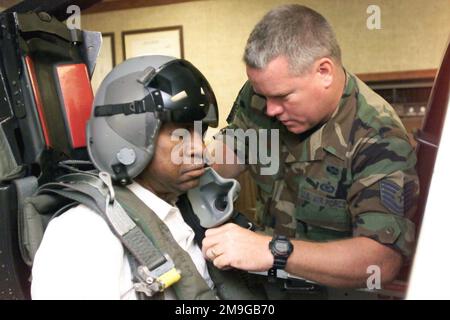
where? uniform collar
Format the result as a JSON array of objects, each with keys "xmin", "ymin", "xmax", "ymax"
[{"xmin": 282, "ymin": 69, "xmax": 358, "ymax": 163}]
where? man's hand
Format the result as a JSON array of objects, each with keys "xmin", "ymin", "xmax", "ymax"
[
  {"xmin": 202, "ymin": 223, "xmax": 273, "ymax": 271},
  {"xmin": 203, "ymin": 226, "xmax": 403, "ymax": 288}
]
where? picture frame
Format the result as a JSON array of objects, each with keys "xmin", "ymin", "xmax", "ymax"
[
  {"xmin": 122, "ymin": 26, "xmax": 184, "ymax": 60},
  {"xmin": 91, "ymin": 32, "xmax": 116, "ymax": 94}
]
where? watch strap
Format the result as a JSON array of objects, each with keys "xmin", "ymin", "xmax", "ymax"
[{"xmin": 273, "ymin": 255, "xmax": 288, "ymax": 269}]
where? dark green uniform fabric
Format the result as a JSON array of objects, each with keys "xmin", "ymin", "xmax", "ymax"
[{"xmin": 219, "ymin": 71, "xmax": 418, "ymax": 258}]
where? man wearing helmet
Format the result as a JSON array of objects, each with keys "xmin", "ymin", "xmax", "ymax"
[{"xmin": 31, "ymin": 55, "xmax": 220, "ymax": 299}]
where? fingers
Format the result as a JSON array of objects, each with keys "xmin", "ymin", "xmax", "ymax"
[
  {"xmin": 202, "ymin": 232, "xmax": 226, "ymax": 257},
  {"xmin": 202, "ymin": 226, "xmax": 226, "ymax": 256},
  {"xmin": 212, "ymin": 254, "xmax": 231, "ymax": 270},
  {"xmin": 205, "ymin": 246, "xmax": 231, "ymax": 270},
  {"xmin": 204, "ymin": 223, "xmax": 235, "ymax": 237},
  {"xmin": 206, "ymin": 247, "xmax": 218, "ymax": 260},
  {"xmin": 202, "ymin": 224, "xmax": 242, "ymax": 257}
]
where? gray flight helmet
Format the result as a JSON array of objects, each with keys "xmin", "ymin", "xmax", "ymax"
[{"xmin": 86, "ymin": 55, "xmax": 218, "ymax": 183}]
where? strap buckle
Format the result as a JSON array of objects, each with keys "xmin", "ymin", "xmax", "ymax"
[
  {"xmin": 134, "ymin": 254, "xmax": 181, "ymax": 297},
  {"xmin": 123, "ymin": 100, "xmax": 145, "ymax": 115},
  {"xmin": 283, "ymin": 278, "xmax": 324, "ymax": 293},
  {"xmin": 99, "ymin": 171, "xmax": 115, "ymax": 203},
  {"xmin": 250, "ymin": 270, "xmax": 322, "ymax": 292}
]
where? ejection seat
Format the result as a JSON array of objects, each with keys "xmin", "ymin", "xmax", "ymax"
[{"xmin": 0, "ymin": 10, "xmax": 97, "ymax": 299}]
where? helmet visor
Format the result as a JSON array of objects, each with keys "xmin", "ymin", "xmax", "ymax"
[{"xmin": 148, "ymin": 59, "xmax": 218, "ymax": 127}]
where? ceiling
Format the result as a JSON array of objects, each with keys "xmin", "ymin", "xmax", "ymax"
[
  {"xmin": 84, "ymin": 0, "xmax": 199, "ymax": 13},
  {"xmin": 1, "ymin": 0, "xmax": 199, "ymax": 12}
]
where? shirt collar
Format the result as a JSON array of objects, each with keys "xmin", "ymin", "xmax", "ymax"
[{"xmin": 126, "ymin": 182, "xmax": 178, "ymax": 221}]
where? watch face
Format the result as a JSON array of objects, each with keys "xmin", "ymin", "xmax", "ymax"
[
  {"xmin": 275, "ymin": 241, "xmax": 289, "ymax": 253},
  {"xmin": 270, "ymin": 236, "xmax": 293, "ymax": 269}
]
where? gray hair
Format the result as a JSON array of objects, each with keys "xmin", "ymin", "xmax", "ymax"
[{"xmin": 244, "ymin": 4, "xmax": 342, "ymax": 74}]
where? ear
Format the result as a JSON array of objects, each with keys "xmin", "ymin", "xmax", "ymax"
[{"xmin": 314, "ymin": 57, "xmax": 334, "ymax": 89}]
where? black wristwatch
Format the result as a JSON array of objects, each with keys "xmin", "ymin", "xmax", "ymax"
[{"xmin": 268, "ymin": 235, "xmax": 293, "ymax": 281}]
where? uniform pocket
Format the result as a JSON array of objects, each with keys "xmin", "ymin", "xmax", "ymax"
[{"xmin": 295, "ymin": 187, "xmax": 351, "ymax": 233}]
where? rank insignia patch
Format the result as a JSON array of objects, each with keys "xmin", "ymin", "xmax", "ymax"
[{"xmin": 380, "ymin": 180, "xmax": 405, "ymax": 216}]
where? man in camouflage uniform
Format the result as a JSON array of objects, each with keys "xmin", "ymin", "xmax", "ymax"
[{"xmin": 203, "ymin": 4, "xmax": 418, "ymax": 293}]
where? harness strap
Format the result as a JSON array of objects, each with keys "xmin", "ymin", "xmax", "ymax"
[
  {"xmin": 115, "ymin": 186, "xmax": 218, "ymax": 300},
  {"xmin": 37, "ymin": 172, "xmax": 180, "ymax": 297}
]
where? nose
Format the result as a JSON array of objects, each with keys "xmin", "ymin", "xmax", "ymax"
[
  {"xmin": 185, "ymin": 129, "xmax": 205, "ymax": 164},
  {"xmin": 265, "ymin": 99, "xmax": 283, "ymax": 118}
]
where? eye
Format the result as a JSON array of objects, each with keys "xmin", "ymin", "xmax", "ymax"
[{"xmin": 276, "ymin": 93, "xmax": 290, "ymax": 100}]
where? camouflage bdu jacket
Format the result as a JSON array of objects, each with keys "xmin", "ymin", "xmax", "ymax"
[{"xmin": 221, "ymin": 71, "xmax": 418, "ymax": 258}]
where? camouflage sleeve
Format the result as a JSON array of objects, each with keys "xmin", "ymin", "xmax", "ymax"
[{"xmin": 348, "ymin": 133, "xmax": 419, "ymax": 258}]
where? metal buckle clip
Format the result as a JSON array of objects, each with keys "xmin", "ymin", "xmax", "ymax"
[
  {"xmin": 283, "ymin": 278, "xmax": 323, "ymax": 293},
  {"xmin": 99, "ymin": 171, "xmax": 115, "ymax": 203},
  {"xmin": 133, "ymin": 254, "xmax": 181, "ymax": 297}
]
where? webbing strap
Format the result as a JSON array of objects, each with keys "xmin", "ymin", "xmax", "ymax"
[
  {"xmin": 115, "ymin": 186, "xmax": 217, "ymax": 300},
  {"xmin": 94, "ymin": 90, "xmax": 164, "ymax": 117},
  {"xmin": 122, "ymin": 228, "xmax": 166, "ymax": 270},
  {"xmin": 37, "ymin": 173, "xmax": 171, "ymax": 277}
]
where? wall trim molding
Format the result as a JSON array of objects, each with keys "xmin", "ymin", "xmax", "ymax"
[{"xmin": 357, "ymin": 69, "xmax": 437, "ymax": 83}]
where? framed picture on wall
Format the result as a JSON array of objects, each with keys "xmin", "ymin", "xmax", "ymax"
[
  {"xmin": 91, "ymin": 32, "xmax": 116, "ymax": 94},
  {"xmin": 122, "ymin": 26, "xmax": 184, "ymax": 60}
]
